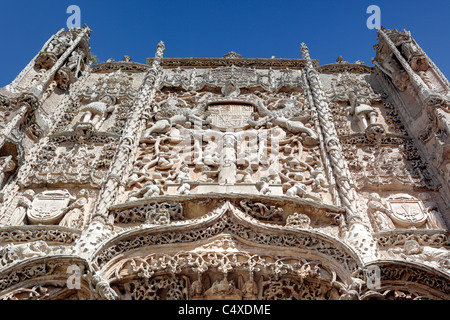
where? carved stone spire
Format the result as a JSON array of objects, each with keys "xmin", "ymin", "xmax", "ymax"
[
  {"xmin": 301, "ymin": 43, "xmax": 379, "ymax": 261},
  {"xmin": 73, "ymin": 41, "xmax": 166, "ymax": 258}
]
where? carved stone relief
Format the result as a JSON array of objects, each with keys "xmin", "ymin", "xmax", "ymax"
[
  {"xmin": 367, "ymin": 192, "xmax": 446, "ymax": 232},
  {"xmin": 0, "ymin": 26, "xmax": 448, "ymax": 301},
  {"xmin": 124, "ymin": 88, "xmax": 331, "ymax": 204}
]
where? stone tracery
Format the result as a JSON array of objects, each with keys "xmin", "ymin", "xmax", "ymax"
[{"xmin": 0, "ymin": 26, "xmax": 448, "ymax": 301}]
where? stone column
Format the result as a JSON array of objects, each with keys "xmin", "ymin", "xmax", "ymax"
[
  {"xmin": 377, "ymin": 28, "xmax": 431, "ymax": 101},
  {"xmin": 73, "ymin": 41, "xmax": 166, "ymax": 258},
  {"xmin": 375, "ymin": 29, "xmax": 450, "ymax": 209},
  {"xmin": 29, "ymin": 26, "xmax": 92, "ymax": 100},
  {"xmin": 1, "ymin": 27, "xmax": 91, "ymax": 148},
  {"xmin": 301, "ymin": 43, "xmax": 378, "ymax": 261}
]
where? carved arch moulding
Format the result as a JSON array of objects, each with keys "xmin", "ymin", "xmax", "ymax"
[
  {"xmin": 95, "ymin": 200, "xmax": 360, "ymax": 272},
  {"xmin": 93, "ymin": 200, "xmax": 366, "ymax": 300}
]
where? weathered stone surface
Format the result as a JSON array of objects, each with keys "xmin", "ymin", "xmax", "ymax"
[{"xmin": 0, "ymin": 26, "xmax": 448, "ymax": 300}]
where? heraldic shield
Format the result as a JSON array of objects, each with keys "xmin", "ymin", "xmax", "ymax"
[
  {"xmin": 27, "ymin": 190, "xmax": 74, "ymax": 225},
  {"xmin": 386, "ymin": 194, "xmax": 427, "ymax": 228}
]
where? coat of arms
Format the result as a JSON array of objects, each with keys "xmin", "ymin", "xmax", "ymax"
[
  {"xmin": 207, "ymin": 104, "xmax": 254, "ymax": 130},
  {"xmin": 386, "ymin": 194, "xmax": 427, "ymax": 228},
  {"xmin": 27, "ymin": 190, "xmax": 74, "ymax": 225}
]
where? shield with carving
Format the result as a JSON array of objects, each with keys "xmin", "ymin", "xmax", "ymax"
[
  {"xmin": 386, "ymin": 195, "xmax": 427, "ymax": 228},
  {"xmin": 27, "ymin": 190, "xmax": 73, "ymax": 225},
  {"xmin": 207, "ymin": 104, "xmax": 254, "ymax": 130}
]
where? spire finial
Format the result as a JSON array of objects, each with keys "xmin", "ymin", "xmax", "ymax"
[
  {"xmin": 300, "ymin": 43, "xmax": 310, "ymax": 60},
  {"xmin": 155, "ymin": 41, "xmax": 165, "ymax": 61}
]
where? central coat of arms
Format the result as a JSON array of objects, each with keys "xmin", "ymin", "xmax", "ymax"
[{"xmin": 207, "ymin": 104, "xmax": 254, "ymax": 130}]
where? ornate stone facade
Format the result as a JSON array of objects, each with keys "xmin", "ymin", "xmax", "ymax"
[{"xmin": 0, "ymin": 26, "xmax": 448, "ymax": 300}]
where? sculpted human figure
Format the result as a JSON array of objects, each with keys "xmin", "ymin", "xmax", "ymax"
[
  {"xmin": 92, "ymin": 274, "xmax": 119, "ymax": 300},
  {"xmin": 204, "ymin": 275, "xmax": 242, "ymax": 297},
  {"xmin": 0, "ymin": 241, "xmax": 52, "ymax": 266},
  {"xmin": 46, "ymin": 32, "xmax": 73, "ymax": 56},
  {"xmin": 418, "ymin": 193, "xmax": 447, "ymax": 229},
  {"xmin": 389, "ymin": 240, "xmax": 450, "ymax": 268},
  {"xmin": 126, "ymin": 167, "xmax": 148, "ymax": 189},
  {"xmin": 142, "ymin": 152, "xmax": 175, "ymax": 172},
  {"xmin": 9, "ymin": 190, "xmax": 35, "ymax": 226},
  {"xmin": 203, "ymin": 136, "xmax": 220, "ymax": 167},
  {"xmin": 238, "ymin": 167, "xmax": 254, "ymax": 183},
  {"xmin": 170, "ymin": 166, "xmax": 192, "ymax": 195},
  {"xmin": 267, "ymin": 168, "xmax": 282, "ymax": 184},
  {"xmin": 0, "ymin": 155, "xmax": 16, "ymax": 187},
  {"xmin": 189, "ymin": 274, "xmax": 204, "ymax": 298},
  {"xmin": 219, "ymin": 134, "xmax": 238, "ymax": 185},
  {"xmin": 59, "ymin": 190, "xmax": 89, "ymax": 229},
  {"xmin": 339, "ymin": 278, "xmax": 365, "ymax": 300},
  {"xmin": 346, "ymin": 91, "xmax": 378, "ymax": 131},
  {"xmin": 256, "ymin": 176, "xmax": 271, "ymax": 195},
  {"xmin": 311, "ymin": 167, "xmax": 329, "ymax": 192},
  {"xmin": 197, "ymin": 165, "xmax": 216, "ymax": 183},
  {"xmin": 128, "ymin": 181, "xmax": 162, "ymax": 201},
  {"xmin": 377, "ymin": 51, "xmax": 410, "ymax": 91},
  {"xmin": 242, "ymin": 274, "xmax": 258, "ymax": 300},
  {"xmin": 367, "ymin": 193, "xmax": 395, "ymax": 232},
  {"xmin": 286, "ymin": 183, "xmax": 307, "ymax": 198},
  {"xmin": 65, "ymin": 47, "xmax": 86, "ymax": 78}
]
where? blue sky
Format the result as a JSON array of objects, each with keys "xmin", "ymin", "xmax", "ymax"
[{"xmin": 1, "ymin": 0, "xmax": 449, "ymax": 87}]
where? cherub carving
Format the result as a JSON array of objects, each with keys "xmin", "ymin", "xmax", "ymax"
[
  {"xmin": 286, "ymin": 183, "xmax": 308, "ymax": 198},
  {"xmin": 256, "ymin": 176, "xmax": 271, "ymax": 195},
  {"xmin": 168, "ymin": 166, "xmax": 192, "ymax": 195},
  {"xmin": 311, "ymin": 167, "xmax": 329, "ymax": 192}
]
